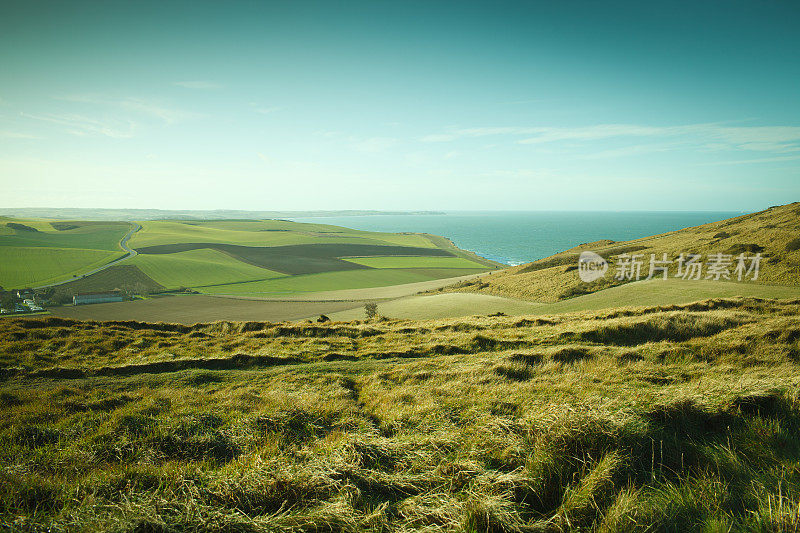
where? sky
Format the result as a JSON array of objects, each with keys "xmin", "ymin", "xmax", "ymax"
[{"xmin": 1, "ymin": 0, "xmax": 798, "ymax": 212}]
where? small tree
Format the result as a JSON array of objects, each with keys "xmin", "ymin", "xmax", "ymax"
[
  {"xmin": 1, "ymin": 293, "xmax": 17, "ymax": 310},
  {"xmin": 364, "ymin": 302, "xmax": 378, "ymax": 319}
]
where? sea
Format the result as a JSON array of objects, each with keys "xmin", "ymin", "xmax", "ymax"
[{"xmin": 289, "ymin": 211, "xmax": 743, "ymax": 266}]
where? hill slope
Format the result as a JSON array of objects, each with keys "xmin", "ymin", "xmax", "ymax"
[
  {"xmin": 2, "ymin": 298, "xmax": 800, "ymax": 531},
  {"xmin": 442, "ymin": 202, "xmax": 800, "ymax": 305}
]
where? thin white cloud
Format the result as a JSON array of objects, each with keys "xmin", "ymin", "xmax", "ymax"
[
  {"xmin": 173, "ymin": 81, "xmax": 222, "ymax": 89},
  {"xmin": 22, "ymin": 112, "xmax": 136, "ymax": 138},
  {"xmin": 18, "ymin": 95, "xmax": 203, "ymax": 138},
  {"xmin": 703, "ymin": 155, "xmax": 800, "ymax": 165},
  {"xmin": 118, "ymin": 98, "xmax": 200, "ymax": 124},
  {"xmin": 55, "ymin": 94, "xmax": 202, "ymax": 125},
  {"xmin": 421, "ymin": 123, "xmax": 800, "ymax": 158},
  {"xmin": 0, "ymin": 130, "xmax": 39, "ymax": 139},
  {"xmin": 313, "ymin": 130, "xmax": 398, "ymax": 153},
  {"xmin": 421, "ymin": 127, "xmax": 537, "ymax": 142},
  {"xmin": 580, "ymin": 143, "xmax": 676, "ymax": 159},
  {"xmin": 517, "ymin": 124, "xmax": 676, "ymax": 144},
  {"xmin": 252, "ymin": 106, "xmax": 281, "ymax": 115},
  {"xmin": 711, "ymin": 126, "xmax": 800, "ymax": 145},
  {"xmin": 351, "ymin": 137, "xmax": 397, "ymax": 153}
]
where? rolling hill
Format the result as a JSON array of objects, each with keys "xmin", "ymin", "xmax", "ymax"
[
  {"xmin": 0, "ymin": 218, "xmax": 131, "ymax": 288},
  {"xmin": 438, "ymin": 202, "xmax": 800, "ymax": 310},
  {"xmin": 0, "ymin": 218, "xmax": 503, "ymax": 295}
]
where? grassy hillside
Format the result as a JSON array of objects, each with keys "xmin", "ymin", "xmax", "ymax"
[
  {"xmin": 533, "ymin": 278, "xmax": 800, "ymax": 315},
  {"xmin": 2, "ymin": 298, "xmax": 800, "ymax": 531},
  {"xmin": 444, "ymin": 202, "xmax": 800, "ymax": 307}
]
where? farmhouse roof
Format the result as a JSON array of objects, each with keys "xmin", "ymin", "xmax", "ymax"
[{"xmin": 74, "ymin": 291, "xmax": 123, "ymax": 297}]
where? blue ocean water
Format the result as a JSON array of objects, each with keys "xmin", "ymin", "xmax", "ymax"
[{"xmin": 289, "ymin": 211, "xmax": 742, "ymax": 266}]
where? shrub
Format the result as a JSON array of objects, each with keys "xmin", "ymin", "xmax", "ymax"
[
  {"xmin": 727, "ymin": 243, "xmax": 764, "ymax": 254},
  {"xmin": 364, "ymin": 302, "xmax": 378, "ymax": 319},
  {"xmin": 6, "ymin": 222, "xmax": 38, "ymax": 232}
]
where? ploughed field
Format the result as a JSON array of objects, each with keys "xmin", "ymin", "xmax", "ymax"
[{"xmin": 2, "ymin": 297, "xmax": 800, "ymax": 531}]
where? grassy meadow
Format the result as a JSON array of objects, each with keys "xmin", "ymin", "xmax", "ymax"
[{"xmin": 2, "ymin": 298, "xmax": 800, "ymax": 531}]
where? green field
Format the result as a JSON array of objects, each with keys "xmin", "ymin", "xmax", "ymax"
[
  {"xmin": 0, "ymin": 217, "xmax": 501, "ymax": 294},
  {"xmin": 0, "ymin": 220, "xmax": 130, "ymax": 250},
  {"xmin": 128, "ymin": 219, "xmax": 437, "ymax": 249},
  {"xmin": 0, "ymin": 219, "xmax": 131, "ymax": 288},
  {"xmin": 130, "ymin": 249, "xmax": 284, "ymax": 288},
  {"xmin": 198, "ymin": 267, "xmax": 486, "ymax": 295},
  {"xmin": 328, "ymin": 292, "xmax": 540, "ymax": 320},
  {"xmin": 0, "ymin": 247, "xmax": 125, "ymax": 288},
  {"xmin": 343, "ymin": 255, "xmax": 486, "ymax": 269}
]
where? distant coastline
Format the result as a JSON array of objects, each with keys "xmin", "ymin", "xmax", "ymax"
[
  {"xmin": 290, "ymin": 211, "xmax": 743, "ymax": 266},
  {"xmin": 0, "ymin": 208, "xmax": 446, "ymax": 221}
]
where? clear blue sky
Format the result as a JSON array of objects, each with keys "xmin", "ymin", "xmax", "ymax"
[{"xmin": 1, "ymin": 1, "xmax": 798, "ymax": 211}]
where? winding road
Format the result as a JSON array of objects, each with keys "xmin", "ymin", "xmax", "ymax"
[{"xmin": 34, "ymin": 222, "xmax": 141, "ymax": 289}]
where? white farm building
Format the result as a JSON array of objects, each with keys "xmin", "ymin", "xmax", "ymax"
[{"xmin": 73, "ymin": 291, "xmax": 124, "ymax": 305}]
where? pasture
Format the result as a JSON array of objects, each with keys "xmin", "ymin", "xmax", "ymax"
[
  {"xmin": 134, "ymin": 243, "xmax": 456, "ymax": 275},
  {"xmin": 342, "ymin": 255, "xmax": 486, "ymax": 269},
  {"xmin": 326, "ymin": 292, "xmax": 540, "ymax": 320},
  {"xmin": 0, "ymin": 247, "xmax": 124, "ymax": 288},
  {"xmin": 0, "ymin": 219, "xmax": 131, "ymax": 288},
  {"xmin": 197, "ymin": 268, "xmax": 487, "ymax": 295},
  {"xmin": 130, "ymin": 249, "xmax": 284, "ymax": 288}
]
